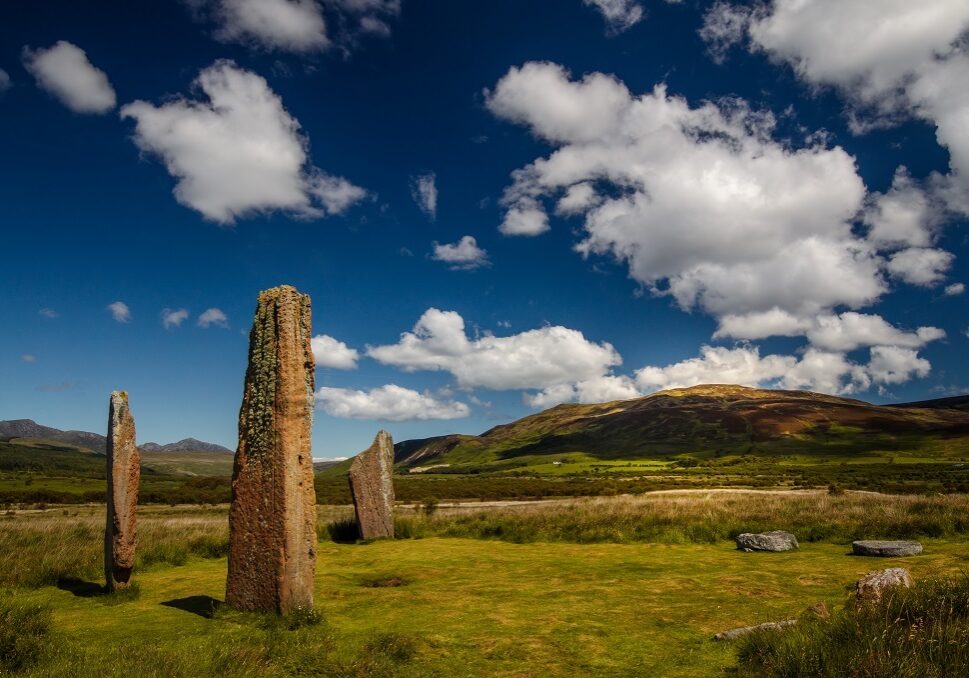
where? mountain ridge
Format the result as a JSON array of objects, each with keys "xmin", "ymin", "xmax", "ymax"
[
  {"xmin": 0, "ymin": 419, "xmax": 232, "ymax": 455},
  {"xmin": 391, "ymin": 385, "xmax": 969, "ymax": 471}
]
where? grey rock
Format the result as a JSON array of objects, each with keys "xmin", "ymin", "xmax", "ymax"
[
  {"xmin": 736, "ymin": 530, "xmax": 799, "ymax": 552},
  {"xmin": 852, "ymin": 540, "xmax": 923, "ymax": 557},
  {"xmin": 714, "ymin": 619, "xmax": 797, "ymax": 641},
  {"xmin": 856, "ymin": 567, "xmax": 913, "ymax": 602}
]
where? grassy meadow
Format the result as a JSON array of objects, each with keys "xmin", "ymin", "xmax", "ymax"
[{"xmin": 4, "ymin": 490, "xmax": 969, "ymax": 676}]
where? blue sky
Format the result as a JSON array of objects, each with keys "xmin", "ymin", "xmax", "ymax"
[{"xmin": 2, "ymin": 0, "xmax": 968, "ymax": 457}]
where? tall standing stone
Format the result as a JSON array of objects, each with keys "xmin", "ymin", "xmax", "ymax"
[
  {"xmin": 226, "ymin": 285, "xmax": 317, "ymax": 614},
  {"xmin": 349, "ymin": 430, "xmax": 395, "ymax": 540},
  {"xmin": 104, "ymin": 390, "xmax": 140, "ymax": 592}
]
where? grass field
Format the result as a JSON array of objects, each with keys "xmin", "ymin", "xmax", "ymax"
[{"xmin": 3, "ymin": 491, "xmax": 969, "ymax": 676}]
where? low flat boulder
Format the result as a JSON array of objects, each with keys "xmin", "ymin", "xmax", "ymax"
[
  {"xmin": 714, "ymin": 619, "xmax": 797, "ymax": 641},
  {"xmin": 856, "ymin": 567, "xmax": 913, "ymax": 602},
  {"xmin": 736, "ymin": 531, "xmax": 799, "ymax": 552},
  {"xmin": 852, "ymin": 540, "xmax": 923, "ymax": 557}
]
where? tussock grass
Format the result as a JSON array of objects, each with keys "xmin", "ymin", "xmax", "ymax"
[
  {"xmin": 737, "ymin": 575, "xmax": 969, "ymax": 677},
  {"xmin": 393, "ymin": 490, "xmax": 969, "ymax": 545}
]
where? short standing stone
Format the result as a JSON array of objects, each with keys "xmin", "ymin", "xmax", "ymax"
[
  {"xmin": 349, "ymin": 430, "xmax": 395, "ymax": 540},
  {"xmin": 225, "ymin": 286, "xmax": 317, "ymax": 614},
  {"xmin": 852, "ymin": 540, "xmax": 923, "ymax": 557},
  {"xmin": 856, "ymin": 567, "xmax": 913, "ymax": 602},
  {"xmin": 736, "ymin": 531, "xmax": 799, "ymax": 552},
  {"xmin": 104, "ymin": 391, "xmax": 140, "ymax": 592}
]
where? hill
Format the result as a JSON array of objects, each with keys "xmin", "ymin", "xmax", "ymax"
[
  {"xmin": 0, "ymin": 419, "xmax": 231, "ymax": 455},
  {"xmin": 391, "ymin": 385, "xmax": 969, "ymax": 473}
]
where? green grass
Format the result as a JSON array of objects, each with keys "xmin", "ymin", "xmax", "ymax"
[
  {"xmin": 4, "ymin": 494, "xmax": 969, "ymax": 675},
  {"xmin": 8, "ymin": 536, "xmax": 969, "ymax": 676},
  {"xmin": 737, "ymin": 575, "xmax": 969, "ymax": 677}
]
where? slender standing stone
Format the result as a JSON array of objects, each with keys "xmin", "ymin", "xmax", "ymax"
[
  {"xmin": 226, "ymin": 285, "xmax": 317, "ymax": 613},
  {"xmin": 104, "ymin": 390, "xmax": 140, "ymax": 592},
  {"xmin": 349, "ymin": 430, "xmax": 395, "ymax": 540}
]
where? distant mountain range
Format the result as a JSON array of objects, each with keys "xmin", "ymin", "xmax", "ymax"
[
  {"xmin": 0, "ymin": 419, "xmax": 233, "ymax": 455},
  {"xmin": 391, "ymin": 385, "xmax": 969, "ymax": 472}
]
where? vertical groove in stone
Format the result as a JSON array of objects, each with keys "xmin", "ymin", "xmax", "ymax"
[
  {"xmin": 349, "ymin": 430, "xmax": 396, "ymax": 540},
  {"xmin": 104, "ymin": 390, "xmax": 140, "ymax": 591},
  {"xmin": 226, "ymin": 285, "xmax": 317, "ymax": 613}
]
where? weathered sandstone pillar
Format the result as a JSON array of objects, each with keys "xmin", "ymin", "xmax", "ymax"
[
  {"xmin": 349, "ymin": 430, "xmax": 395, "ymax": 540},
  {"xmin": 226, "ymin": 285, "xmax": 317, "ymax": 613},
  {"xmin": 104, "ymin": 390, "xmax": 140, "ymax": 591}
]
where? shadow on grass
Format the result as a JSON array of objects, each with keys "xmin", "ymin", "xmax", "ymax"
[
  {"xmin": 57, "ymin": 577, "xmax": 105, "ymax": 598},
  {"xmin": 161, "ymin": 595, "xmax": 222, "ymax": 619},
  {"xmin": 326, "ymin": 518, "xmax": 360, "ymax": 544}
]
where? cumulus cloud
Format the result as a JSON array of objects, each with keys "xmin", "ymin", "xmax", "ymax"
[
  {"xmin": 107, "ymin": 301, "xmax": 131, "ymax": 323},
  {"xmin": 22, "ymin": 41, "xmax": 116, "ymax": 113},
  {"xmin": 583, "ymin": 0, "xmax": 644, "ymax": 35},
  {"xmin": 311, "ymin": 334, "xmax": 359, "ymax": 369},
  {"xmin": 315, "ymin": 384, "xmax": 469, "ymax": 421},
  {"xmin": 20, "ymin": 354, "xmax": 36, "ymax": 364},
  {"xmin": 715, "ymin": 310, "xmax": 945, "ymax": 351},
  {"xmin": 632, "ymin": 343, "xmax": 932, "ymax": 397},
  {"xmin": 886, "ymin": 247, "xmax": 954, "ymax": 286},
  {"xmin": 486, "ymin": 62, "xmax": 881, "ymax": 324},
  {"xmin": 121, "ymin": 60, "xmax": 365, "ymax": 223},
  {"xmin": 368, "ymin": 308, "xmax": 622, "ymax": 391},
  {"xmin": 411, "ymin": 172, "xmax": 437, "ymax": 220},
  {"xmin": 704, "ymin": 0, "xmax": 969, "ymax": 214},
  {"xmin": 525, "ymin": 374, "xmax": 640, "ymax": 408},
  {"xmin": 210, "ymin": 0, "xmax": 329, "ymax": 51},
  {"xmin": 189, "ymin": 0, "xmax": 399, "ymax": 52},
  {"xmin": 945, "ymin": 283, "xmax": 965, "ymax": 296},
  {"xmin": 0, "ymin": 69, "xmax": 10, "ymax": 93},
  {"xmin": 198, "ymin": 307, "xmax": 229, "ymax": 328},
  {"xmin": 161, "ymin": 308, "xmax": 190, "ymax": 329},
  {"xmin": 38, "ymin": 308, "xmax": 58, "ymax": 319},
  {"xmin": 431, "ymin": 236, "xmax": 489, "ymax": 270}
]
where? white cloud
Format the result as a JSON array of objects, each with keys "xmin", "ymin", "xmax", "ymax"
[
  {"xmin": 190, "ymin": 0, "xmax": 400, "ymax": 52},
  {"xmin": 368, "ymin": 308, "xmax": 622, "ymax": 391},
  {"xmin": 22, "ymin": 41, "xmax": 116, "ymax": 114},
  {"xmin": 315, "ymin": 384, "xmax": 469, "ymax": 421},
  {"xmin": 0, "ymin": 69, "xmax": 10, "ymax": 93},
  {"xmin": 431, "ymin": 236, "xmax": 489, "ymax": 270},
  {"xmin": 945, "ymin": 283, "xmax": 965, "ymax": 296},
  {"xmin": 38, "ymin": 308, "xmax": 58, "ymax": 319},
  {"xmin": 525, "ymin": 374, "xmax": 641, "ymax": 408},
  {"xmin": 411, "ymin": 172, "xmax": 437, "ymax": 220},
  {"xmin": 715, "ymin": 310, "xmax": 945, "ymax": 352},
  {"xmin": 635, "ymin": 345, "xmax": 795, "ymax": 393},
  {"xmin": 487, "ymin": 62, "xmax": 880, "ymax": 323},
  {"xmin": 121, "ymin": 60, "xmax": 364, "ymax": 223},
  {"xmin": 698, "ymin": 1, "xmax": 751, "ymax": 63},
  {"xmin": 886, "ymin": 247, "xmax": 954, "ymax": 286},
  {"xmin": 198, "ymin": 307, "xmax": 229, "ymax": 328},
  {"xmin": 107, "ymin": 301, "xmax": 131, "ymax": 323},
  {"xmin": 161, "ymin": 308, "xmax": 190, "ymax": 329},
  {"xmin": 20, "ymin": 354, "xmax": 36, "ymax": 364},
  {"xmin": 804, "ymin": 313, "xmax": 944, "ymax": 352},
  {"xmin": 311, "ymin": 334, "xmax": 359, "ymax": 369},
  {"xmin": 707, "ymin": 0, "xmax": 969, "ymax": 213},
  {"xmin": 868, "ymin": 346, "xmax": 932, "ymax": 386},
  {"xmin": 632, "ymin": 343, "xmax": 936, "ymax": 396},
  {"xmin": 863, "ymin": 169, "xmax": 942, "ymax": 249},
  {"xmin": 211, "ymin": 0, "xmax": 329, "ymax": 52},
  {"xmin": 583, "ymin": 0, "xmax": 644, "ymax": 35}
]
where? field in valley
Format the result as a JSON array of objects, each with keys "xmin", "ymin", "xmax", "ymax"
[{"xmin": 4, "ymin": 490, "xmax": 969, "ymax": 676}]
